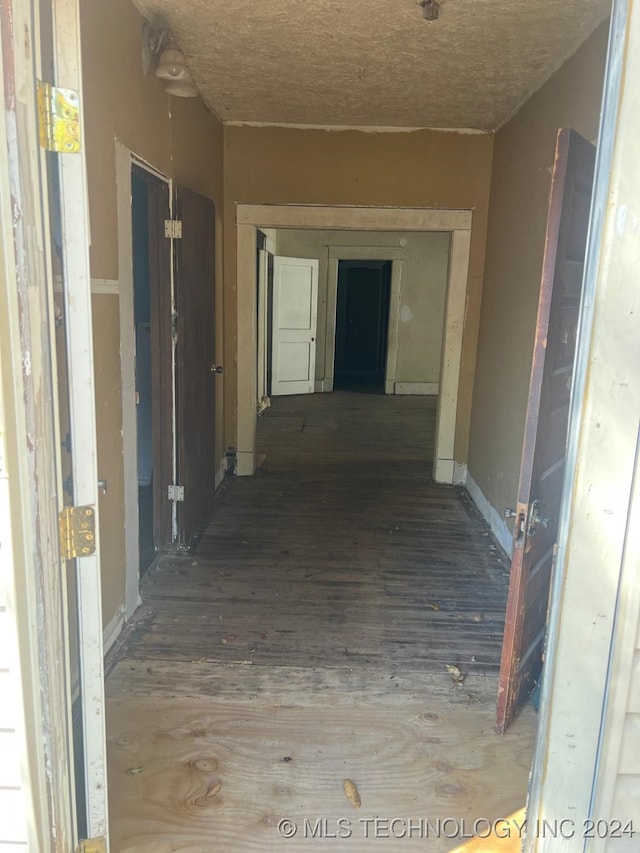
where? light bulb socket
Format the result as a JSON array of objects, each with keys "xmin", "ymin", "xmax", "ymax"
[{"xmin": 155, "ymin": 48, "xmax": 189, "ymax": 81}]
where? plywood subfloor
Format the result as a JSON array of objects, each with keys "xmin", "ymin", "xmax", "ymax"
[{"xmin": 107, "ymin": 392, "xmax": 537, "ymax": 852}]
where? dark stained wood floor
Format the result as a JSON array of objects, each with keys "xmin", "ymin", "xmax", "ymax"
[
  {"xmin": 106, "ymin": 393, "xmax": 535, "ymax": 853},
  {"xmin": 120, "ymin": 392, "xmax": 510, "ymax": 676}
]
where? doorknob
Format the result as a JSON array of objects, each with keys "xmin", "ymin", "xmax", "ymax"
[
  {"xmin": 210, "ymin": 364, "xmax": 223, "ymax": 374},
  {"xmin": 527, "ymin": 499, "xmax": 550, "ymax": 536}
]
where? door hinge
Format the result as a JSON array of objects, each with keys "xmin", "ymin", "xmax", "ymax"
[
  {"xmin": 76, "ymin": 837, "xmax": 107, "ymax": 853},
  {"xmin": 168, "ymin": 484, "xmax": 184, "ymax": 501},
  {"xmin": 59, "ymin": 505, "xmax": 96, "ymax": 560},
  {"xmin": 164, "ymin": 219, "xmax": 183, "ymax": 238},
  {"xmin": 36, "ymin": 80, "xmax": 81, "ymax": 153}
]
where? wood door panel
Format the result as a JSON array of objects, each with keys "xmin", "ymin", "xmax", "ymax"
[
  {"xmin": 175, "ymin": 187, "xmax": 216, "ymax": 546},
  {"xmin": 497, "ymin": 129, "xmax": 595, "ymax": 733}
]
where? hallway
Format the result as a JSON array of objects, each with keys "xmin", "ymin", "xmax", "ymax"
[{"xmin": 106, "ymin": 392, "xmax": 537, "ymax": 852}]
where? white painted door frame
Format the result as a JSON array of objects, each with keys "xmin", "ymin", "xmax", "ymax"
[
  {"xmin": 116, "ymin": 143, "xmax": 173, "ymax": 628},
  {"xmin": 236, "ymin": 205, "xmax": 472, "ymax": 482},
  {"xmin": 323, "ymin": 246, "xmax": 404, "ymax": 395},
  {"xmin": 0, "ymin": 1, "xmax": 77, "ymax": 846},
  {"xmin": 52, "ymin": 0, "xmax": 110, "ymax": 841}
]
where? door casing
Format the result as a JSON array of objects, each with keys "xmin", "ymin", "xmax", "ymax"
[
  {"xmin": 236, "ymin": 205, "xmax": 472, "ymax": 482},
  {"xmin": 116, "ymin": 144, "xmax": 172, "ymax": 623}
]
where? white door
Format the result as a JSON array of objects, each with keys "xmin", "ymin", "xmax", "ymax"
[{"xmin": 271, "ymin": 256, "xmax": 319, "ymax": 396}]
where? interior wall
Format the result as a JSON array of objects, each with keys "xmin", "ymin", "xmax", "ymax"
[
  {"xmin": 274, "ymin": 229, "xmax": 451, "ymax": 387},
  {"xmin": 466, "ymin": 22, "xmax": 609, "ymax": 548},
  {"xmin": 79, "ymin": 0, "xmax": 224, "ymax": 633},
  {"xmin": 223, "ymin": 126, "xmax": 493, "ymax": 460}
]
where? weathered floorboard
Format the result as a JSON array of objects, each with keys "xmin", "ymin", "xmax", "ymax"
[{"xmin": 107, "ymin": 392, "xmax": 535, "ymax": 852}]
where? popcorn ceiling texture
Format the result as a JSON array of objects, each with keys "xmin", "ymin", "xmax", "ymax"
[{"xmin": 135, "ymin": 0, "xmax": 609, "ymax": 130}]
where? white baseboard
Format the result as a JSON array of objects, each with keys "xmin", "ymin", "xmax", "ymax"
[
  {"xmin": 465, "ymin": 471, "xmax": 513, "ymax": 558},
  {"xmin": 453, "ymin": 462, "xmax": 467, "ymax": 485},
  {"xmin": 394, "ymin": 381, "xmax": 439, "ymax": 395},
  {"xmin": 103, "ymin": 606, "xmax": 125, "ymax": 656},
  {"xmin": 215, "ymin": 457, "xmax": 227, "ymax": 491},
  {"xmin": 314, "ymin": 379, "xmax": 325, "ymax": 393}
]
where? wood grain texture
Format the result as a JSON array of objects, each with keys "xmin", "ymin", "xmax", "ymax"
[{"xmin": 107, "ymin": 392, "xmax": 537, "ymax": 850}]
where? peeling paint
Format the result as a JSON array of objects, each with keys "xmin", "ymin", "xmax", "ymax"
[{"xmin": 400, "ymin": 305, "xmax": 414, "ymax": 323}]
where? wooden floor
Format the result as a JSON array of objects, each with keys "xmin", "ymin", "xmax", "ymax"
[{"xmin": 106, "ymin": 392, "xmax": 537, "ymax": 852}]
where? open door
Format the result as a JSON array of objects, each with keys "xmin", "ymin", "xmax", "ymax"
[
  {"xmin": 497, "ymin": 129, "xmax": 595, "ymax": 734},
  {"xmin": 271, "ymin": 256, "xmax": 319, "ymax": 396},
  {"xmin": 175, "ymin": 187, "xmax": 217, "ymax": 546}
]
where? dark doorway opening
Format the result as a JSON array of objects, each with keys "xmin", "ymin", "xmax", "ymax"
[
  {"xmin": 131, "ymin": 166, "xmax": 173, "ymax": 573},
  {"xmin": 334, "ymin": 260, "xmax": 392, "ymax": 394}
]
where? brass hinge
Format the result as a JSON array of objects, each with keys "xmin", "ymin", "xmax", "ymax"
[
  {"xmin": 164, "ymin": 219, "xmax": 183, "ymax": 238},
  {"xmin": 59, "ymin": 505, "xmax": 96, "ymax": 560},
  {"xmin": 76, "ymin": 837, "xmax": 107, "ymax": 853},
  {"xmin": 36, "ymin": 80, "xmax": 81, "ymax": 153}
]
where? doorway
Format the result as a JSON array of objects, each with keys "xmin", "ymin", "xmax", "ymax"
[
  {"xmin": 117, "ymin": 146, "xmax": 173, "ymax": 617},
  {"xmin": 334, "ymin": 259, "xmax": 391, "ymax": 394},
  {"xmin": 235, "ymin": 206, "xmax": 472, "ymax": 481}
]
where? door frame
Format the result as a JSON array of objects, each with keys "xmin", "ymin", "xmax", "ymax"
[
  {"xmin": 116, "ymin": 143, "xmax": 173, "ymax": 623},
  {"xmin": 323, "ymin": 247, "xmax": 403, "ymax": 394},
  {"xmin": 236, "ymin": 205, "xmax": 472, "ymax": 482}
]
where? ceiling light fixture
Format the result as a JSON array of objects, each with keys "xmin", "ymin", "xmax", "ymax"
[
  {"xmin": 141, "ymin": 21, "xmax": 199, "ymax": 98},
  {"xmin": 420, "ymin": 0, "xmax": 440, "ymax": 21}
]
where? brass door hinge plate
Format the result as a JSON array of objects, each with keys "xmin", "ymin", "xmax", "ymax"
[
  {"xmin": 36, "ymin": 80, "xmax": 81, "ymax": 153},
  {"xmin": 59, "ymin": 505, "xmax": 96, "ymax": 560},
  {"xmin": 77, "ymin": 837, "xmax": 107, "ymax": 853}
]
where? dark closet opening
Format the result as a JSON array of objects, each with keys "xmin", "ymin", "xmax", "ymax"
[{"xmin": 334, "ymin": 260, "xmax": 392, "ymax": 394}]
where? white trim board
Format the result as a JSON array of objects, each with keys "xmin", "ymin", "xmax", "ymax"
[
  {"xmin": 236, "ymin": 205, "xmax": 472, "ymax": 485},
  {"xmin": 103, "ymin": 606, "xmax": 127, "ymax": 656},
  {"xmin": 465, "ymin": 471, "xmax": 513, "ymax": 558}
]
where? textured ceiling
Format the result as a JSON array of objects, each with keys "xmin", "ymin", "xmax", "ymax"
[{"xmin": 134, "ymin": 0, "xmax": 610, "ymax": 131}]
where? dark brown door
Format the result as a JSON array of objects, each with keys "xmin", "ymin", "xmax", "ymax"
[
  {"xmin": 175, "ymin": 187, "xmax": 216, "ymax": 546},
  {"xmin": 496, "ymin": 129, "xmax": 595, "ymax": 734},
  {"xmin": 131, "ymin": 169, "xmax": 173, "ymax": 558}
]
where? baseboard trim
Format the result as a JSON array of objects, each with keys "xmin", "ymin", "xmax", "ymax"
[
  {"xmin": 453, "ymin": 462, "xmax": 467, "ymax": 485},
  {"xmin": 465, "ymin": 471, "xmax": 513, "ymax": 558},
  {"xmin": 103, "ymin": 606, "xmax": 125, "ymax": 656},
  {"xmin": 394, "ymin": 381, "xmax": 439, "ymax": 395},
  {"xmin": 215, "ymin": 457, "xmax": 227, "ymax": 491}
]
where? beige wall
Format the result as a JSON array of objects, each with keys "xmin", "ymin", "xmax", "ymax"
[
  {"xmin": 275, "ymin": 229, "xmax": 451, "ymax": 386},
  {"xmin": 80, "ymin": 0, "xmax": 224, "ymax": 630},
  {"xmin": 223, "ymin": 126, "xmax": 493, "ymax": 460},
  {"xmin": 467, "ymin": 23, "xmax": 609, "ymax": 528}
]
